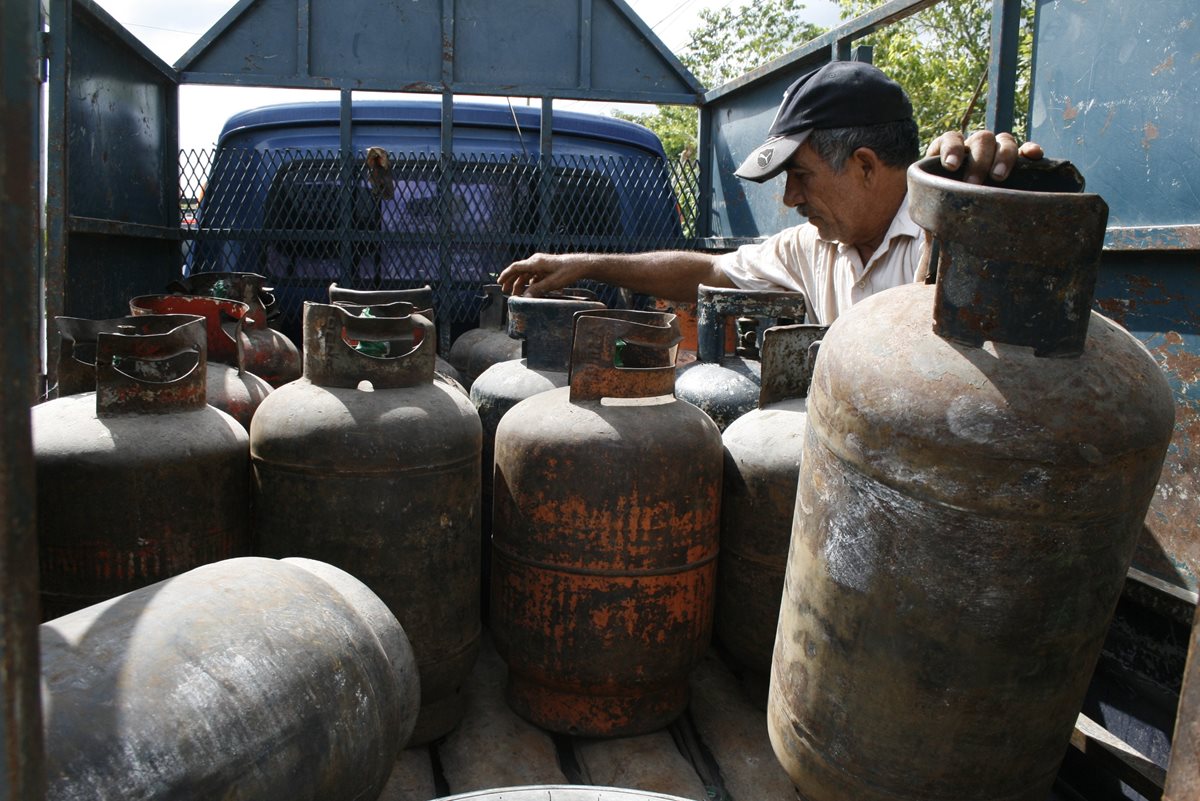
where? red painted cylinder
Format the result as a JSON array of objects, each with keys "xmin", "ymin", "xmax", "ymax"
[
  {"xmin": 128, "ymin": 295, "xmax": 273, "ymax": 429},
  {"xmin": 491, "ymin": 309, "xmax": 722, "ymax": 737},
  {"xmin": 170, "ymin": 271, "xmax": 300, "ymax": 387}
]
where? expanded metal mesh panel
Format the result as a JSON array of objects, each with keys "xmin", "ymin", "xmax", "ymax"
[{"xmin": 180, "ymin": 148, "xmax": 702, "ymax": 341}]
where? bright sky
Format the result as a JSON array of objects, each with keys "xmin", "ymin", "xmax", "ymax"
[{"xmin": 94, "ymin": 0, "xmax": 842, "ymax": 151}]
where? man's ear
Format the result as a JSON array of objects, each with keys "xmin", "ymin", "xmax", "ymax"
[{"xmin": 851, "ymin": 147, "xmax": 881, "ymax": 184}]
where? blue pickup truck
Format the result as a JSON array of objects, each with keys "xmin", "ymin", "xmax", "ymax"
[{"xmin": 185, "ymin": 99, "xmax": 684, "ymax": 343}]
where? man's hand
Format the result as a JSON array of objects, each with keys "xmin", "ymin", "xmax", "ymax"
[
  {"xmin": 927, "ymin": 130, "xmax": 1045, "ymax": 185},
  {"xmin": 497, "ymin": 253, "xmax": 585, "ymax": 297}
]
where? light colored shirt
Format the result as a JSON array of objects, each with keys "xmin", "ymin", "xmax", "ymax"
[{"xmin": 715, "ymin": 194, "xmax": 925, "ymax": 325}]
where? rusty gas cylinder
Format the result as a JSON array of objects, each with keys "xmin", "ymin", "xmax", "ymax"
[
  {"xmin": 469, "ymin": 289, "xmax": 606, "ymax": 614},
  {"xmin": 251, "ymin": 301, "xmax": 481, "ymax": 745},
  {"xmin": 768, "ymin": 158, "xmax": 1177, "ymax": 801},
  {"xmin": 674, "ymin": 285, "xmax": 806, "ymax": 431},
  {"xmin": 715, "ymin": 323, "xmax": 826, "ymax": 682},
  {"xmin": 170, "ymin": 271, "xmax": 300, "ymax": 386},
  {"xmin": 42, "ymin": 556, "xmax": 420, "ymax": 801},
  {"xmin": 491, "ymin": 309, "xmax": 722, "ymax": 737},
  {"xmin": 328, "ymin": 282, "xmax": 466, "ymax": 388},
  {"xmin": 433, "ymin": 788, "xmax": 696, "ymax": 801},
  {"xmin": 33, "ymin": 315, "xmax": 250, "ymax": 620},
  {"xmin": 453, "ymin": 284, "xmax": 521, "ymax": 388},
  {"xmin": 129, "ymin": 295, "xmax": 272, "ymax": 428}
]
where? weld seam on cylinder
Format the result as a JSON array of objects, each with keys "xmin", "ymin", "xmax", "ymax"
[
  {"xmin": 806, "ymin": 424, "xmax": 1135, "ymax": 531},
  {"xmin": 413, "ymin": 632, "xmax": 481, "ymax": 670},
  {"xmin": 491, "ymin": 543, "xmax": 718, "ymax": 576},
  {"xmin": 250, "ymin": 454, "xmax": 477, "ymax": 476}
]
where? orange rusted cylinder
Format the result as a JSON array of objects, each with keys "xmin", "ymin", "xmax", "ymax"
[{"xmin": 490, "ymin": 309, "xmax": 723, "ymax": 737}]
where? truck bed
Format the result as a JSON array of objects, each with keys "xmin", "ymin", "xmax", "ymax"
[{"xmin": 378, "ymin": 633, "xmax": 1083, "ymax": 801}]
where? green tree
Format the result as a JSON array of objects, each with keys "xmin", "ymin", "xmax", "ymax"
[
  {"xmin": 614, "ymin": 0, "xmax": 827, "ymax": 160},
  {"xmin": 616, "ymin": 0, "xmax": 1036, "ymax": 159},
  {"xmin": 836, "ymin": 0, "xmax": 1037, "ymax": 145}
]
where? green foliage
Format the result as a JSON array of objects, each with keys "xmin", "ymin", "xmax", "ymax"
[
  {"xmin": 617, "ymin": 104, "xmax": 701, "ymax": 161},
  {"xmin": 836, "ymin": 0, "xmax": 1037, "ymax": 145},
  {"xmin": 679, "ymin": 0, "xmax": 827, "ymax": 89},
  {"xmin": 614, "ymin": 0, "xmax": 1037, "ymax": 159},
  {"xmin": 613, "ymin": 0, "xmax": 826, "ymax": 160}
]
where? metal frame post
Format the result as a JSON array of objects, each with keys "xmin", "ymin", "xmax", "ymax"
[
  {"xmin": 1, "ymin": 0, "xmax": 46, "ymax": 795},
  {"xmin": 987, "ymin": 0, "xmax": 1021, "ymax": 133}
]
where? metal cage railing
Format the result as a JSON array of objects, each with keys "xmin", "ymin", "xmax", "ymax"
[{"xmin": 179, "ymin": 148, "xmax": 704, "ymax": 342}]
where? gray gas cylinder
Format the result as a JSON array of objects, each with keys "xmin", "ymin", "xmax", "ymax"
[
  {"xmin": 768, "ymin": 158, "xmax": 1177, "ymax": 801},
  {"xmin": 468, "ymin": 289, "xmax": 606, "ymax": 612},
  {"xmin": 449, "ymin": 284, "xmax": 521, "ymax": 388},
  {"xmin": 35, "ymin": 315, "xmax": 250, "ymax": 620},
  {"xmin": 328, "ymin": 282, "xmax": 466, "ymax": 388},
  {"xmin": 42, "ymin": 556, "xmax": 420, "ymax": 801},
  {"xmin": 675, "ymin": 285, "xmax": 806, "ymax": 431},
  {"xmin": 434, "ymin": 788, "xmax": 696, "ymax": 801},
  {"xmin": 252, "ymin": 300, "xmax": 482, "ymax": 745},
  {"xmin": 715, "ymin": 324, "xmax": 826, "ymax": 681}
]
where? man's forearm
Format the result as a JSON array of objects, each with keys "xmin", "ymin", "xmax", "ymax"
[{"xmin": 562, "ymin": 250, "xmax": 733, "ymax": 302}]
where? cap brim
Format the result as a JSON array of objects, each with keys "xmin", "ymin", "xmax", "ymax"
[{"xmin": 734, "ymin": 131, "xmax": 811, "ymax": 182}]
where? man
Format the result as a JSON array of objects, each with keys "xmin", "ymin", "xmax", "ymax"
[{"xmin": 497, "ymin": 60, "xmax": 1042, "ymax": 325}]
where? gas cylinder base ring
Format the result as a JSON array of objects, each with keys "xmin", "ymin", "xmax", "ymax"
[{"xmin": 505, "ymin": 673, "xmax": 688, "ymax": 738}]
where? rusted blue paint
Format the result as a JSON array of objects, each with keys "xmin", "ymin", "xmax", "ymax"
[
  {"xmin": 1031, "ymin": 0, "xmax": 1200, "ymax": 241},
  {"xmin": 1095, "ymin": 256, "xmax": 1200, "ymax": 595}
]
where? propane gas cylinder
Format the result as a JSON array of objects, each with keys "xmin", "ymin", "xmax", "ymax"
[
  {"xmin": 251, "ymin": 301, "xmax": 482, "ymax": 745},
  {"xmin": 715, "ymin": 324, "xmax": 826, "ymax": 681},
  {"xmin": 675, "ymin": 285, "xmax": 806, "ymax": 431},
  {"xmin": 491, "ymin": 309, "xmax": 722, "ymax": 737},
  {"xmin": 768, "ymin": 158, "xmax": 1177, "ymax": 801},
  {"xmin": 170, "ymin": 271, "xmax": 300, "ymax": 386},
  {"xmin": 470, "ymin": 291, "xmax": 606, "ymax": 562},
  {"xmin": 41, "ymin": 556, "xmax": 420, "ymax": 801},
  {"xmin": 34, "ymin": 315, "xmax": 250, "ymax": 620},
  {"xmin": 452, "ymin": 284, "xmax": 521, "ymax": 388},
  {"xmin": 128, "ymin": 295, "xmax": 272, "ymax": 429},
  {"xmin": 329, "ymin": 282, "xmax": 466, "ymax": 388},
  {"xmin": 433, "ymin": 789, "xmax": 697, "ymax": 801}
]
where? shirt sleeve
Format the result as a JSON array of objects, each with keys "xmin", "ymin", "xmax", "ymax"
[{"xmin": 714, "ymin": 225, "xmax": 814, "ymax": 298}]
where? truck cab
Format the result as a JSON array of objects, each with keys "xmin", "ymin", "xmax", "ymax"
[{"xmin": 186, "ymin": 99, "xmax": 684, "ymax": 343}]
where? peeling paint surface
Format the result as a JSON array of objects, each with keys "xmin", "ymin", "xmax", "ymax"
[
  {"xmin": 1031, "ymin": 2, "xmax": 1200, "ymax": 230},
  {"xmin": 1095, "ymin": 258, "xmax": 1199, "ymax": 594}
]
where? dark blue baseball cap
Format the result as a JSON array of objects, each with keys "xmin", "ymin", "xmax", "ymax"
[{"xmin": 735, "ymin": 61, "xmax": 913, "ymax": 182}]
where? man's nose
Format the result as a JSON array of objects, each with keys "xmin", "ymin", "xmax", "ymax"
[{"xmin": 783, "ymin": 174, "xmax": 805, "ymax": 208}]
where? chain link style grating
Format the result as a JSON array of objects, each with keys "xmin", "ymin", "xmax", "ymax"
[{"xmin": 180, "ymin": 148, "xmax": 703, "ymax": 341}]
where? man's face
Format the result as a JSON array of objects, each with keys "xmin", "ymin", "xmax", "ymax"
[{"xmin": 781, "ymin": 142, "xmax": 871, "ymax": 246}]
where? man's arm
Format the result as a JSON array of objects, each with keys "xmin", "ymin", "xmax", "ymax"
[
  {"xmin": 497, "ymin": 250, "xmax": 735, "ymax": 302},
  {"xmin": 927, "ymin": 130, "xmax": 1045, "ymax": 184}
]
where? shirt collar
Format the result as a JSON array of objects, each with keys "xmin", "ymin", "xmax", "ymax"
[{"xmin": 832, "ymin": 192, "xmax": 922, "ymax": 272}]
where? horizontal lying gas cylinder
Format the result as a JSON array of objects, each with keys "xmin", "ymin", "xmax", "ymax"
[{"xmin": 42, "ymin": 556, "xmax": 420, "ymax": 801}]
